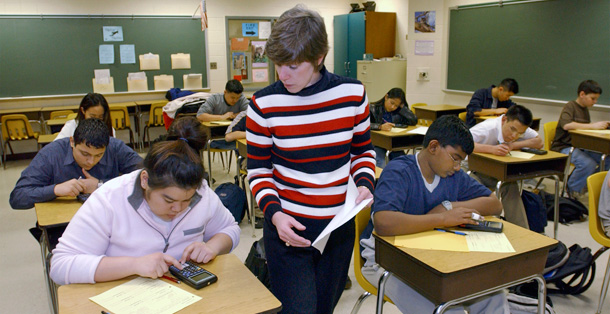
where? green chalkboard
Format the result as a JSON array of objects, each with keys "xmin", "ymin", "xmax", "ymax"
[
  {"xmin": 447, "ymin": 0, "xmax": 610, "ymax": 104},
  {"xmin": 0, "ymin": 15, "xmax": 207, "ymax": 98}
]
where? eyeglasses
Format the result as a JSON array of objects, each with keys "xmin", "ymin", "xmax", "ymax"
[{"xmin": 444, "ymin": 147, "xmax": 462, "ymax": 168}]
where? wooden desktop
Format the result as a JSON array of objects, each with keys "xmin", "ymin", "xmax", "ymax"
[
  {"xmin": 58, "ymin": 254, "xmax": 282, "ymax": 314},
  {"xmin": 374, "ymin": 218, "xmax": 557, "ymax": 314},
  {"xmin": 413, "ymin": 105, "xmax": 466, "ymax": 121}
]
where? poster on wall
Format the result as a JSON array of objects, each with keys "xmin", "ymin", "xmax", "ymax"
[
  {"xmin": 242, "ymin": 23, "xmax": 258, "ymax": 37},
  {"xmin": 252, "ymin": 41, "xmax": 268, "ymax": 68},
  {"xmin": 415, "ymin": 11, "xmax": 436, "ymax": 33},
  {"xmin": 232, "ymin": 52, "xmax": 251, "ymax": 83},
  {"xmin": 252, "ymin": 69, "xmax": 268, "ymax": 82}
]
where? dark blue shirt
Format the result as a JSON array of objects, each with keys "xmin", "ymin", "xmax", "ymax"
[
  {"xmin": 466, "ymin": 85, "xmax": 516, "ymax": 128},
  {"xmin": 10, "ymin": 137, "xmax": 142, "ymax": 209}
]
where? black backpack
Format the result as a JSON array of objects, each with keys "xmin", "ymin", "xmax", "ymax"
[
  {"xmin": 521, "ymin": 190, "xmax": 547, "ymax": 232},
  {"xmin": 244, "ymin": 238, "xmax": 270, "ymax": 288},
  {"xmin": 538, "ymin": 190, "xmax": 588, "ymax": 224},
  {"xmin": 214, "ymin": 182, "xmax": 247, "ymax": 223}
]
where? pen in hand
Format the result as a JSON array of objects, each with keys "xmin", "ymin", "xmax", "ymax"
[
  {"xmin": 162, "ymin": 275, "xmax": 181, "ymax": 284},
  {"xmin": 434, "ymin": 228, "xmax": 466, "ymax": 236}
]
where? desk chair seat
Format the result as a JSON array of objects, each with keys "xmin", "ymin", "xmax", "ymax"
[
  {"xmin": 587, "ymin": 171, "xmax": 610, "ymax": 314},
  {"xmin": 49, "ymin": 110, "xmax": 74, "ymax": 120},
  {"xmin": 352, "ymin": 207, "xmax": 393, "ymax": 314},
  {"xmin": 110, "ymin": 106, "xmax": 136, "ymax": 148},
  {"xmin": 1, "ymin": 114, "xmax": 40, "ymax": 169},
  {"xmin": 142, "ymin": 101, "xmax": 167, "ymax": 147}
]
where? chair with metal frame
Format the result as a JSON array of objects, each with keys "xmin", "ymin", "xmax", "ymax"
[
  {"xmin": 1, "ymin": 114, "xmax": 40, "ymax": 169},
  {"xmin": 411, "ymin": 103, "xmax": 431, "ymax": 126},
  {"xmin": 142, "ymin": 101, "xmax": 167, "ymax": 147},
  {"xmin": 109, "ymin": 105, "xmax": 136, "ymax": 148},
  {"xmin": 587, "ymin": 171, "xmax": 610, "ymax": 314}
]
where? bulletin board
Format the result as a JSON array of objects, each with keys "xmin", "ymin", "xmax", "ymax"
[
  {"xmin": 225, "ymin": 17, "xmax": 277, "ymax": 91},
  {"xmin": 0, "ymin": 15, "xmax": 208, "ymax": 98}
]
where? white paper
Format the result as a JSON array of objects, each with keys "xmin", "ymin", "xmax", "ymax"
[
  {"xmin": 414, "ymin": 40, "xmax": 434, "ymax": 56},
  {"xmin": 94, "ymin": 69, "xmax": 111, "ymax": 84},
  {"xmin": 407, "ymin": 126, "xmax": 429, "ymax": 135},
  {"xmin": 99, "ymin": 44, "xmax": 114, "ymax": 64},
  {"xmin": 128, "ymin": 71, "xmax": 146, "ymax": 80},
  {"xmin": 259, "ymin": 21, "xmax": 271, "ymax": 39},
  {"xmin": 89, "ymin": 277, "xmax": 201, "ymax": 314},
  {"xmin": 312, "ymin": 177, "xmax": 372, "ymax": 253},
  {"xmin": 508, "ymin": 151, "xmax": 535, "ymax": 159},
  {"xmin": 464, "ymin": 231, "xmax": 515, "ymax": 253},
  {"xmin": 120, "ymin": 44, "xmax": 136, "ymax": 64}
]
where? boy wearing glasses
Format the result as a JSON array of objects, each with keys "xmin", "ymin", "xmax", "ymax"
[
  {"xmin": 469, "ymin": 104, "xmax": 543, "ymax": 229},
  {"xmin": 360, "ymin": 115, "xmax": 507, "ymax": 314}
]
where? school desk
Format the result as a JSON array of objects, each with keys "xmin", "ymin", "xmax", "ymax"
[
  {"xmin": 475, "ymin": 116, "xmax": 541, "ymax": 131},
  {"xmin": 0, "ymin": 106, "xmax": 43, "ymax": 121},
  {"xmin": 201, "ymin": 121, "xmax": 231, "ymax": 187},
  {"xmin": 35, "ymin": 197, "xmax": 82, "ymax": 314},
  {"xmin": 412, "ymin": 104, "xmax": 466, "ymax": 121},
  {"xmin": 468, "ymin": 151, "xmax": 568, "ymax": 239},
  {"xmin": 371, "ymin": 126, "xmax": 425, "ymax": 164},
  {"xmin": 58, "ymin": 253, "xmax": 282, "ymax": 314},
  {"xmin": 37, "ymin": 133, "xmax": 58, "ymax": 150},
  {"xmin": 374, "ymin": 218, "xmax": 557, "ymax": 314},
  {"xmin": 566, "ymin": 129, "xmax": 610, "ymax": 198},
  {"xmin": 45, "ymin": 117, "xmax": 71, "ymax": 134}
]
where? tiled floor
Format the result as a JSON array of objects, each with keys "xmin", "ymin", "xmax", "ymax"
[{"xmin": 1, "ymin": 153, "xmax": 609, "ymax": 314}]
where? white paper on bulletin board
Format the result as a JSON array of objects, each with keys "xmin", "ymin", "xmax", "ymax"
[
  {"xmin": 415, "ymin": 40, "xmax": 434, "ymax": 56},
  {"xmin": 139, "ymin": 53, "xmax": 160, "ymax": 70},
  {"xmin": 99, "ymin": 45, "xmax": 114, "ymax": 64},
  {"xmin": 252, "ymin": 69, "xmax": 268, "ymax": 82},
  {"xmin": 171, "ymin": 53, "xmax": 191, "ymax": 69},
  {"xmin": 259, "ymin": 21, "xmax": 271, "ymax": 39},
  {"xmin": 120, "ymin": 44, "xmax": 136, "ymax": 64}
]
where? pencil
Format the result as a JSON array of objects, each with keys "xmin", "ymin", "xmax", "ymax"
[{"xmin": 162, "ymin": 275, "xmax": 181, "ymax": 284}]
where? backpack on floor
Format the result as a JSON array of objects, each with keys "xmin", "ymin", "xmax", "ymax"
[
  {"xmin": 538, "ymin": 190, "xmax": 588, "ymax": 224},
  {"xmin": 214, "ymin": 182, "xmax": 247, "ymax": 223},
  {"xmin": 545, "ymin": 244, "xmax": 595, "ymax": 295},
  {"xmin": 244, "ymin": 238, "xmax": 270, "ymax": 288},
  {"xmin": 521, "ymin": 190, "xmax": 547, "ymax": 232},
  {"xmin": 507, "ymin": 292, "xmax": 556, "ymax": 314}
]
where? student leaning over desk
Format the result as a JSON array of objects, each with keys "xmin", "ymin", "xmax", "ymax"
[
  {"xmin": 369, "ymin": 87, "xmax": 417, "ymax": 168},
  {"xmin": 50, "ymin": 117, "xmax": 240, "ymax": 285},
  {"xmin": 360, "ymin": 115, "xmax": 508, "ymax": 314},
  {"xmin": 54, "ymin": 93, "xmax": 116, "ymax": 140},
  {"xmin": 551, "ymin": 80, "xmax": 609, "ymax": 197}
]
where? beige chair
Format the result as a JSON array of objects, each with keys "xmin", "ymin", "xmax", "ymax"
[
  {"xmin": 411, "ymin": 103, "xmax": 431, "ymax": 126},
  {"xmin": 49, "ymin": 110, "xmax": 74, "ymax": 120},
  {"xmin": 1, "ymin": 114, "xmax": 39, "ymax": 169},
  {"xmin": 351, "ymin": 207, "xmax": 393, "ymax": 313},
  {"xmin": 142, "ymin": 101, "xmax": 167, "ymax": 147},
  {"xmin": 587, "ymin": 171, "xmax": 610, "ymax": 314},
  {"xmin": 109, "ymin": 106, "xmax": 135, "ymax": 148}
]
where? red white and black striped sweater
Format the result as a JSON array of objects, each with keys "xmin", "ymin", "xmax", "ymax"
[{"xmin": 246, "ymin": 66, "xmax": 376, "ymax": 240}]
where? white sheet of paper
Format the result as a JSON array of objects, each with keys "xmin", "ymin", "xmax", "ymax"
[
  {"xmin": 312, "ymin": 177, "xmax": 371, "ymax": 253},
  {"xmin": 508, "ymin": 151, "xmax": 535, "ymax": 159},
  {"xmin": 259, "ymin": 21, "xmax": 271, "ymax": 39},
  {"xmin": 390, "ymin": 127, "xmax": 408, "ymax": 133},
  {"xmin": 407, "ymin": 126, "xmax": 429, "ymax": 135},
  {"xmin": 464, "ymin": 231, "xmax": 515, "ymax": 253},
  {"xmin": 89, "ymin": 277, "xmax": 201, "ymax": 314},
  {"xmin": 94, "ymin": 69, "xmax": 111, "ymax": 84},
  {"xmin": 581, "ymin": 129, "xmax": 610, "ymax": 135},
  {"xmin": 99, "ymin": 44, "xmax": 114, "ymax": 64},
  {"xmin": 120, "ymin": 44, "xmax": 136, "ymax": 64}
]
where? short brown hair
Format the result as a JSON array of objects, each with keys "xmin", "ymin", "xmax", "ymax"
[{"xmin": 266, "ymin": 5, "xmax": 329, "ymax": 71}]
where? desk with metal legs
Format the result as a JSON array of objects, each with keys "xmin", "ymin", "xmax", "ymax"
[
  {"xmin": 374, "ymin": 219, "xmax": 557, "ymax": 314},
  {"xmin": 468, "ymin": 151, "xmax": 568, "ymax": 239},
  {"xmin": 35, "ymin": 198, "xmax": 82, "ymax": 314},
  {"xmin": 567, "ymin": 130, "xmax": 610, "ymax": 195}
]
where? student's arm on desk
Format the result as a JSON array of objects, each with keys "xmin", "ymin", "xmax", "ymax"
[
  {"xmin": 563, "ymin": 121, "xmax": 610, "ymax": 130},
  {"xmin": 374, "ymin": 195, "xmax": 501, "ymax": 236},
  {"xmin": 474, "ymin": 143, "xmax": 512, "ymax": 156},
  {"xmin": 95, "ymin": 253, "xmax": 183, "ymax": 283},
  {"xmin": 9, "ymin": 153, "xmax": 68, "ymax": 209},
  {"xmin": 474, "ymin": 108, "xmax": 507, "ymax": 116},
  {"xmin": 225, "ymin": 131, "xmax": 246, "ymax": 142},
  {"xmin": 511, "ymin": 136, "xmax": 543, "ymax": 150},
  {"xmin": 197, "ymin": 112, "xmax": 235, "ymax": 122}
]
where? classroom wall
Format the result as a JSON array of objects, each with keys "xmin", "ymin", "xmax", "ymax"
[
  {"xmin": 0, "ymin": 0, "xmax": 409, "ymax": 106},
  {"xmin": 405, "ymin": 0, "xmax": 610, "ymax": 144}
]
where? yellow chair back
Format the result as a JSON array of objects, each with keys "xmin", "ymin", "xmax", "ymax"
[
  {"xmin": 148, "ymin": 102, "xmax": 166, "ymax": 127},
  {"xmin": 411, "ymin": 103, "xmax": 431, "ymax": 126},
  {"xmin": 1, "ymin": 114, "xmax": 38, "ymax": 141},
  {"xmin": 49, "ymin": 110, "xmax": 74, "ymax": 120},
  {"xmin": 109, "ymin": 106, "xmax": 131, "ymax": 129},
  {"xmin": 543, "ymin": 121, "xmax": 558, "ymax": 151},
  {"xmin": 458, "ymin": 112, "xmax": 467, "ymax": 122},
  {"xmin": 587, "ymin": 171, "xmax": 610, "ymax": 247}
]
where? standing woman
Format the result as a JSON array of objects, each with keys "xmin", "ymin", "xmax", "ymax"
[
  {"xmin": 50, "ymin": 116, "xmax": 239, "ymax": 285},
  {"xmin": 246, "ymin": 5, "xmax": 375, "ymax": 313},
  {"xmin": 54, "ymin": 93, "xmax": 115, "ymax": 140},
  {"xmin": 369, "ymin": 88, "xmax": 417, "ymax": 167}
]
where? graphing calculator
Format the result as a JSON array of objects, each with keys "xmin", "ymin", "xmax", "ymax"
[
  {"xmin": 76, "ymin": 193, "xmax": 90, "ymax": 203},
  {"xmin": 459, "ymin": 220, "xmax": 504, "ymax": 233},
  {"xmin": 169, "ymin": 261, "xmax": 217, "ymax": 290}
]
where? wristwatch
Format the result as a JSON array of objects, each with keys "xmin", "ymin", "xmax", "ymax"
[
  {"xmin": 97, "ymin": 180, "xmax": 104, "ymax": 188},
  {"xmin": 442, "ymin": 200, "xmax": 452, "ymax": 211}
]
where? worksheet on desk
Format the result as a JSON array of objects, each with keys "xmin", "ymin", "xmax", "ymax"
[
  {"xmin": 90, "ymin": 277, "xmax": 201, "ymax": 314},
  {"xmin": 464, "ymin": 231, "xmax": 515, "ymax": 253}
]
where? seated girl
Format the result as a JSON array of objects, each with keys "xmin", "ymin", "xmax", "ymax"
[
  {"xmin": 50, "ymin": 116, "xmax": 240, "ymax": 285},
  {"xmin": 55, "ymin": 93, "xmax": 116, "ymax": 140},
  {"xmin": 369, "ymin": 88, "xmax": 417, "ymax": 167}
]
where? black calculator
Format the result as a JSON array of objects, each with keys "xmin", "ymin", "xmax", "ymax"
[
  {"xmin": 459, "ymin": 220, "xmax": 503, "ymax": 233},
  {"xmin": 169, "ymin": 261, "xmax": 217, "ymax": 290},
  {"xmin": 76, "ymin": 193, "xmax": 91, "ymax": 203}
]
